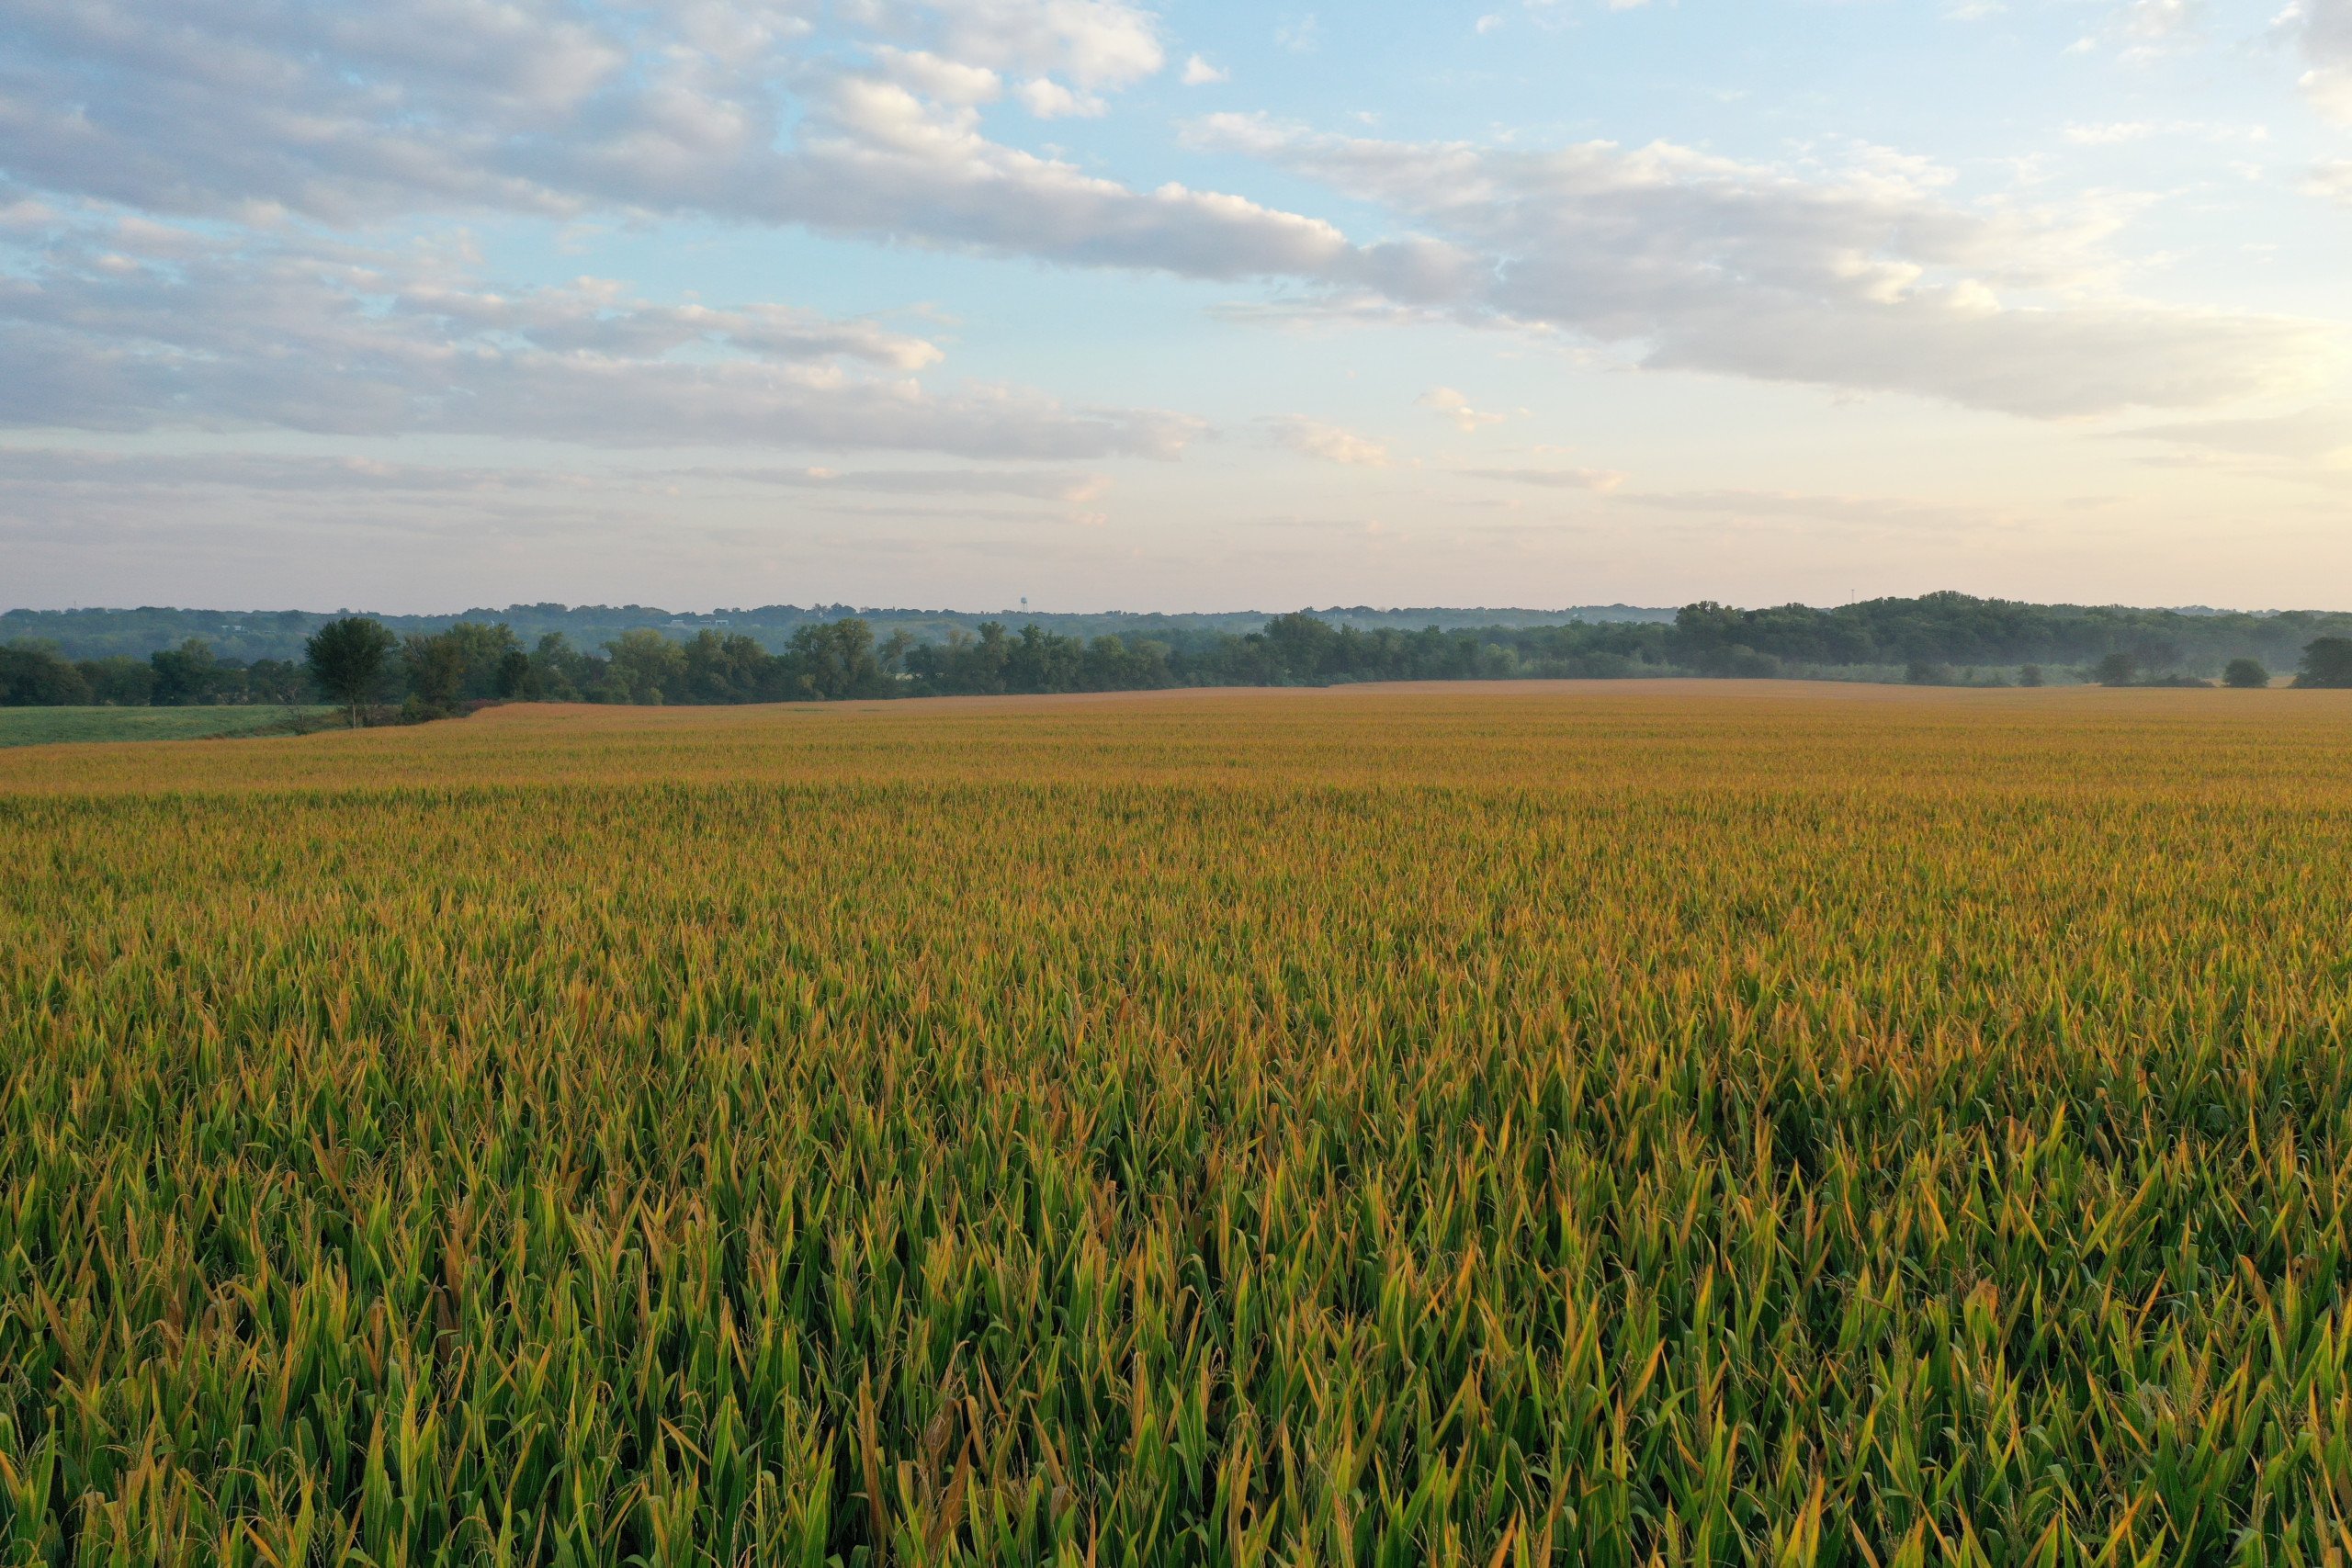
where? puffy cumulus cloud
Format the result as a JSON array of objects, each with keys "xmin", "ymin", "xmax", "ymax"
[
  {"xmin": 846, "ymin": 0, "xmax": 1163, "ymax": 88},
  {"xmin": 1188, "ymin": 115, "xmax": 2328, "ymax": 417},
  {"xmin": 870, "ymin": 46, "xmax": 1006, "ymax": 105},
  {"xmin": 1011, "ymin": 78, "xmax": 1107, "ymax": 118},
  {"xmin": 1261, "ymin": 415, "xmax": 1391, "ymax": 466},
  {"xmin": 0, "ymin": 0, "xmax": 1359, "ymax": 285},
  {"xmin": 0, "ymin": 223, "xmax": 1197, "ymax": 457},
  {"xmin": 782, "ymin": 74, "xmax": 1353, "ymax": 276}
]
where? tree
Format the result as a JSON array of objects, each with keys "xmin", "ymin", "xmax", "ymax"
[
  {"xmin": 401, "ymin": 632, "xmax": 470, "ymax": 716},
  {"xmin": 305, "ymin": 617, "xmax": 397, "ymax": 726},
  {"xmin": 2018, "ymin": 664, "xmax": 2045, "ymax": 688},
  {"xmin": 520, "ymin": 633, "xmax": 593, "ymax": 701},
  {"xmin": 2298, "ymin": 637, "xmax": 2352, "ymax": 689},
  {"xmin": 604, "ymin": 629, "xmax": 686, "ymax": 704},
  {"xmin": 243, "ymin": 658, "xmax": 311, "ymax": 705},
  {"xmin": 0, "ymin": 643, "xmax": 92, "ymax": 706},
  {"xmin": 2093, "ymin": 651, "xmax": 2140, "ymax": 687},
  {"xmin": 435, "ymin": 622, "xmax": 525, "ymax": 701},
  {"xmin": 781, "ymin": 618, "xmax": 882, "ymax": 701},
  {"xmin": 149, "ymin": 639, "xmax": 221, "ymax": 705},
  {"xmin": 77, "ymin": 657, "xmax": 154, "ymax": 706},
  {"xmin": 496, "ymin": 648, "xmax": 531, "ymax": 698},
  {"xmin": 2223, "ymin": 658, "xmax": 2270, "ymax": 690}
]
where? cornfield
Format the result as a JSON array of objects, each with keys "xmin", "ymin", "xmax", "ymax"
[{"xmin": 5, "ymin": 682, "xmax": 2351, "ymax": 1565}]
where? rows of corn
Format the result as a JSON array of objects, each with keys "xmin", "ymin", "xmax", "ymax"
[{"xmin": 5, "ymin": 686, "xmax": 2352, "ymax": 1565}]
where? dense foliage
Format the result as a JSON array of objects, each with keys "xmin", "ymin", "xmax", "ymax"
[
  {"xmin": 1664, "ymin": 592, "xmax": 2352, "ymax": 676},
  {"xmin": 6, "ymin": 688, "xmax": 2352, "ymax": 1563},
  {"xmin": 8, "ymin": 592, "xmax": 2352, "ymax": 713},
  {"xmin": 0, "ymin": 604, "xmax": 1671, "ymax": 665}
]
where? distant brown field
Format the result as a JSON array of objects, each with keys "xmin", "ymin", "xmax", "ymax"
[
  {"xmin": 5, "ymin": 682, "xmax": 2352, "ymax": 1563},
  {"xmin": 5, "ymin": 680, "xmax": 2348, "ymax": 799}
]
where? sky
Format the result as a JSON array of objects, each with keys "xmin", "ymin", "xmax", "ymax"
[{"xmin": 1, "ymin": 0, "xmax": 2348, "ymax": 614}]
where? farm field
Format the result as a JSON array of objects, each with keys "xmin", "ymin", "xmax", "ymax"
[
  {"xmin": 5, "ymin": 682, "xmax": 2352, "ymax": 1564},
  {"xmin": 0, "ymin": 705, "xmax": 334, "ymax": 749}
]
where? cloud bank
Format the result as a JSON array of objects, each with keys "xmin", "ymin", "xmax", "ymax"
[
  {"xmin": 0, "ymin": 214, "xmax": 1195, "ymax": 456},
  {"xmin": 1189, "ymin": 116, "xmax": 2326, "ymax": 418},
  {"xmin": 0, "ymin": 0, "xmax": 2330, "ymax": 444}
]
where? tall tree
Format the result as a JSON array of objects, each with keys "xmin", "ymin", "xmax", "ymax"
[
  {"xmin": 2298, "ymin": 637, "xmax": 2352, "ymax": 689},
  {"xmin": 401, "ymin": 632, "xmax": 470, "ymax": 715},
  {"xmin": 0, "ymin": 643, "xmax": 92, "ymax": 706},
  {"xmin": 148, "ymin": 638, "xmax": 221, "ymax": 705},
  {"xmin": 305, "ymin": 617, "xmax": 397, "ymax": 727}
]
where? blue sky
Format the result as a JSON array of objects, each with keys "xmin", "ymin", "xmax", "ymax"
[{"xmin": 2, "ymin": 0, "xmax": 2346, "ymax": 613}]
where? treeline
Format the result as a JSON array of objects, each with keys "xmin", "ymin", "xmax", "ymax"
[
  {"xmin": 11, "ymin": 592, "xmax": 2349, "ymax": 672},
  {"xmin": 1668, "ymin": 593, "xmax": 2352, "ymax": 675},
  {"xmin": 0, "ymin": 639, "xmax": 311, "ymax": 707},
  {"xmin": 7, "ymin": 595, "xmax": 2352, "ymax": 713},
  {"xmin": 303, "ymin": 615, "xmax": 1679, "ymax": 715},
  {"xmin": 0, "ymin": 601, "xmax": 1671, "ymax": 664}
]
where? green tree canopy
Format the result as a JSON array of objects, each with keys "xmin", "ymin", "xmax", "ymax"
[
  {"xmin": 2298, "ymin": 637, "xmax": 2352, "ymax": 689},
  {"xmin": 304, "ymin": 617, "xmax": 398, "ymax": 726}
]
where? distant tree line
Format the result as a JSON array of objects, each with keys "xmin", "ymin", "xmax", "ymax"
[
  {"xmin": 0, "ymin": 601, "xmax": 1672, "ymax": 665},
  {"xmin": 7, "ymin": 595, "xmax": 2352, "ymax": 714},
  {"xmin": 1663, "ymin": 593, "xmax": 2352, "ymax": 679}
]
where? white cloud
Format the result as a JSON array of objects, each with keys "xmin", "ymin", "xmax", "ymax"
[
  {"xmin": 2122, "ymin": 0, "xmax": 2199, "ymax": 39},
  {"xmin": 0, "ymin": 4, "xmax": 1370, "ymax": 288},
  {"xmin": 849, "ymin": 0, "xmax": 1164, "ymax": 86},
  {"xmin": 1012, "ymin": 77, "xmax": 1106, "ymax": 117},
  {"xmin": 1180, "ymin": 53, "xmax": 1228, "ymax": 85},
  {"xmin": 2053, "ymin": 0, "xmax": 2208, "ymax": 62},
  {"xmin": 1418, "ymin": 388, "xmax": 1507, "ymax": 431},
  {"xmin": 872, "ymin": 47, "xmax": 1004, "ymax": 105},
  {"xmin": 1263, "ymin": 415, "xmax": 1391, "ymax": 466},
  {"xmin": 1190, "ymin": 115, "xmax": 2328, "ymax": 417},
  {"xmin": 2310, "ymin": 160, "xmax": 2352, "ymax": 204},
  {"xmin": 2295, "ymin": 0, "xmax": 2352, "ymax": 120},
  {"xmin": 0, "ymin": 225, "xmax": 1198, "ymax": 458},
  {"xmin": 0, "ymin": 0, "xmax": 2330, "ymax": 448}
]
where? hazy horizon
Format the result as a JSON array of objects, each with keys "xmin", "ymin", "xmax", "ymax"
[{"xmin": 6, "ymin": 594, "xmax": 2345, "ymax": 619}]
